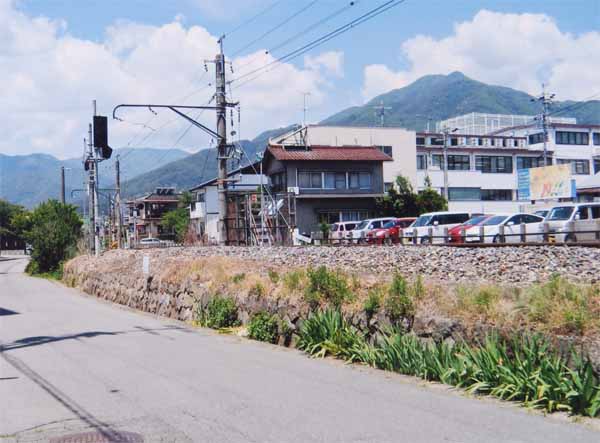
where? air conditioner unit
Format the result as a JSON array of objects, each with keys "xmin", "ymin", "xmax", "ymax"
[{"xmin": 287, "ymin": 186, "xmax": 299, "ymax": 195}]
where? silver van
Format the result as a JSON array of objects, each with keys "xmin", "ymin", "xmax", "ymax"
[{"xmin": 541, "ymin": 203, "xmax": 600, "ymax": 243}]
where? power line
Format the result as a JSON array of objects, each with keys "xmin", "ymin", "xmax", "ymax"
[
  {"xmin": 223, "ymin": 0, "xmax": 283, "ymax": 39},
  {"xmin": 230, "ymin": 0, "xmax": 407, "ymax": 90},
  {"xmin": 547, "ymin": 91, "xmax": 600, "ymax": 118},
  {"xmin": 231, "ymin": 0, "xmax": 319, "ymax": 57}
]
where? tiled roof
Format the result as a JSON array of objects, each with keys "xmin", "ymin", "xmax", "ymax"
[{"xmin": 267, "ymin": 145, "xmax": 392, "ymax": 162}]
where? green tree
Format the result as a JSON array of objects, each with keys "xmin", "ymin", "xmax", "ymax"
[
  {"xmin": 0, "ymin": 200, "xmax": 29, "ymax": 253},
  {"xmin": 375, "ymin": 175, "xmax": 419, "ymax": 217},
  {"xmin": 25, "ymin": 200, "xmax": 82, "ymax": 274},
  {"xmin": 416, "ymin": 178, "xmax": 448, "ymax": 213},
  {"xmin": 162, "ymin": 191, "xmax": 192, "ymax": 243}
]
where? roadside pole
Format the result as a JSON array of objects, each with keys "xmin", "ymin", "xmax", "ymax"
[
  {"xmin": 60, "ymin": 166, "xmax": 66, "ymax": 204},
  {"xmin": 215, "ymin": 38, "xmax": 228, "ymax": 245},
  {"xmin": 116, "ymin": 155, "xmax": 123, "ymax": 248}
]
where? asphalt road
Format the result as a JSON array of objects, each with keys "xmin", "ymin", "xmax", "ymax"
[{"xmin": 1, "ymin": 256, "xmax": 599, "ymax": 443}]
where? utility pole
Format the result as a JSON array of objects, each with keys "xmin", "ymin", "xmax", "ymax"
[
  {"xmin": 440, "ymin": 127, "xmax": 458, "ymax": 201},
  {"xmin": 532, "ymin": 84, "xmax": 555, "ymax": 167},
  {"xmin": 215, "ymin": 37, "xmax": 229, "ymax": 245},
  {"xmin": 302, "ymin": 92, "xmax": 311, "ymax": 127},
  {"xmin": 115, "ymin": 155, "xmax": 122, "ymax": 248},
  {"xmin": 60, "ymin": 166, "xmax": 66, "ymax": 204},
  {"xmin": 85, "ymin": 137, "xmax": 95, "ymax": 255},
  {"xmin": 373, "ymin": 100, "xmax": 392, "ymax": 127}
]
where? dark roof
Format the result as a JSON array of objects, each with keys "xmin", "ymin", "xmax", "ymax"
[{"xmin": 267, "ymin": 145, "xmax": 393, "ymax": 162}]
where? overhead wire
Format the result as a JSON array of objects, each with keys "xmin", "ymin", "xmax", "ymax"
[
  {"xmin": 231, "ymin": 0, "xmax": 319, "ymax": 57},
  {"xmin": 222, "ymin": 0, "xmax": 284, "ymax": 39},
  {"xmin": 230, "ymin": 0, "xmax": 407, "ymax": 90},
  {"xmin": 546, "ymin": 91, "xmax": 600, "ymax": 118}
]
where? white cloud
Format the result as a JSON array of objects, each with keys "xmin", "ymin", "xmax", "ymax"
[
  {"xmin": 304, "ymin": 51, "xmax": 344, "ymax": 78},
  {"xmin": 362, "ymin": 10, "xmax": 600, "ymax": 101},
  {"xmin": 0, "ymin": 0, "xmax": 343, "ymax": 158}
]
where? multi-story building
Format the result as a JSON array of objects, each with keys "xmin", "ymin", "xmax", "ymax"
[{"xmin": 125, "ymin": 187, "xmax": 180, "ymax": 241}]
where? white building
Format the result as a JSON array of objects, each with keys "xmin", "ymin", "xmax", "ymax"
[{"xmin": 437, "ymin": 112, "xmax": 576, "ymax": 135}]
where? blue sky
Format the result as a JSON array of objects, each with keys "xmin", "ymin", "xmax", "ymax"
[{"xmin": 3, "ymin": 0, "xmax": 600, "ymax": 158}]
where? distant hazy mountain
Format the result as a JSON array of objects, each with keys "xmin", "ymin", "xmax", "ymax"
[
  {"xmin": 0, "ymin": 148, "xmax": 188, "ymax": 208},
  {"xmin": 121, "ymin": 125, "xmax": 297, "ymax": 198},
  {"xmin": 321, "ymin": 72, "xmax": 600, "ymax": 130}
]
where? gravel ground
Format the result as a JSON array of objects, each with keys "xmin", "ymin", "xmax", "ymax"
[{"xmin": 101, "ymin": 245, "xmax": 600, "ymax": 286}]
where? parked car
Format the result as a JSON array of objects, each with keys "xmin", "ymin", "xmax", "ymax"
[
  {"xmin": 448, "ymin": 215, "xmax": 491, "ymax": 243},
  {"xmin": 329, "ymin": 221, "xmax": 359, "ymax": 243},
  {"xmin": 366, "ymin": 217, "xmax": 416, "ymax": 244},
  {"xmin": 139, "ymin": 237, "xmax": 162, "ymax": 247},
  {"xmin": 349, "ymin": 217, "xmax": 396, "ymax": 243},
  {"xmin": 537, "ymin": 203, "xmax": 600, "ymax": 243},
  {"xmin": 402, "ymin": 212, "xmax": 473, "ymax": 244},
  {"xmin": 464, "ymin": 213, "xmax": 544, "ymax": 243},
  {"xmin": 533, "ymin": 209, "xmax": 550, "ymax": 218}
]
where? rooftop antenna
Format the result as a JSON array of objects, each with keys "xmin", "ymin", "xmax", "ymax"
[{"xmin": 373, "ymin": 100, "xmax": 392, "ymax": 127}]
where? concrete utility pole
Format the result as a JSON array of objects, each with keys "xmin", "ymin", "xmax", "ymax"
[
  {"xmin": 302, "ymin": 92, "xmax": 311, "ymax": 127},
  {"xmin": 532, "ymin": 84, "xmax": 555, "ymax": 167},
  {"xmin": 85, "ymin": 137, "xmax": 95, "ymax": 255},
  {"xmin": 440, "ymin": 127, "xmax": 458, "ymax": 201},
  {"xmin": 115, "ymin": 155, "xmax": 122, "ymax": 248},
  {"xmin": 215, "ymin": 38, "xmax": 229, "ymax": 245},
  {"xmin": 60, "ymin": 166, "xmax": 66, "ymax": 204},
  {"xmin": 89, "ymin": 122, "xmax": 100, "ymax": 257}
]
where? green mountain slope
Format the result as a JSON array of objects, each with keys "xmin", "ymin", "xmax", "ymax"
[
  {"xmin": 321, "ymin": 72, "xmax": 600, "ymax": 130},
  {"xmin": 121, "ymin": 125, "xmax": 297, "ymax": 198},
  {"xmin": 0, "ymin": 148, "xmax": 188, "ymax": 207}
]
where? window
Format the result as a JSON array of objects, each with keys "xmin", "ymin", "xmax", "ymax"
[
  {"xmin": 528, "ymin": 133, "xmax": 546, "ymax": 145},
  {"xmin": 196, "ymin": 193, "xmax": 205, "ymax": 203},
  {"xmin": 481, "ymin": 189, "xmax": 512, "ymax": 201},
  {"xmin": 436, "ymin": 213, "xmax": 470, "ymax": 224},
  {"xmin": 595, "ymin": 159, "xmax": 600, "ymax": 174},
  {"xmin": 417, "ymin": 154, "xmax": 426, "ymax": 170},
  {"xmin": 448, "ymin": 187, "xmax": 480, "ymax": 201},
  {"xmin": 522, "ymin": 215, "xmax": 542, "ymax": 224},
  {"xmin": 447, "ymin": 155, "xmax": 470, "ymax": 170},
  {"xmin": 298, "ymin": 171, "xmax": 322, "ymax": 188},
  {"xmin": 475, "ymin": 156, "xmax": 513, "ymax": 173},
  {"xmin": 378, "ymin": 145, "xmax": 393, "ymax": 158},
  {"xmin": 341, "ymin": 211, "xmax": 368, "ymax": 222},
  {"xmin": 594, "ymin": 133, "xmax": 600, "ymax": 146},
  {"xmin": 517, "ymin": 156, "xmax": 547, "ymax": 170},
  {"xmin": 384, "ymin": 182, "xmax": 393, "ymax": 192},
  {"xmin": 514, "ymin": 139, "xmax": 519, "ymax": 147},
  {"xmin": 416, "ymin": 137, "xmax": 425, "ymax": 146},
  {"xmin": 432, "ymin": 154, "xmax": 444, "ymax": 169},
  {"xmin": 271, "ymin": 172, "xmax": 285, "ymax": 191},
  {"xmin": 477, "ymin": 138, "xmax": 483, "ymax": 146},
  {"xmin": 591, "ymin": 206, "xmax": 600, "ymax": 220},
  {"xmin": 324, "ymin": 172, "xmax": 335, "ymax": 189},
  {"xmin": 359, "ymin": 172, "xmax": 371, "ymax": 189},
  {"xmin": 450, "ymin": 137, "xmax": 458, "ymax": 146},
  {"xmin": 557, "ymin": 159, "xmax": 590, "ymax": 175},
  {"xmin": 576, "ymin": 206, "xmax": 589, "ymax": 220},
  {"xmin": 430, "ymin": 137, "xmax": 444, "ymax": 146},
  {"xmin": 335, "ymin": 172, "xmax": 346, "ymax": 189},
  {"xmin": 555, "ymin": 131, "xmax": 589, "ymax": 145}
]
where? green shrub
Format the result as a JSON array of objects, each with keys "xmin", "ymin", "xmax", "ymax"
[
  {"xmin": 363, "ymin": 289, "xmax": 382, "ymax": 319},
  {"xmin": 247, "ymin": 311, "xmax": 280, "ymax": 343},
  {"xmin": 232, "ymin": 273, "xmax": 246, "ymax": 283},
  {"xmin": 201, "ymin": 295, "xmax": 239, "ymax": 329},
  {"xmin": 456, "ymin": 286, "xmax": 500, "ymax": 318},
  {"xmin": 283, "ymin": 270, "xmax": 303, "ymax": 293},
  {"xmin": 304, "ymin": 266, "xmax": 352, "ymax": 309},
  {"xmin": 267, "ymin": 269, "xmax": 279, "ymax": 284},
  {"xmin": 410, "ymin": 275, "xmax": 425, "ymax": 300},
  {"xmin": 249, "ymin": 282, "xmax": 266, "ymax": 298},
  {"xmin": 384, "ymin": 273, "xmax": 415, "ymax": 327}
]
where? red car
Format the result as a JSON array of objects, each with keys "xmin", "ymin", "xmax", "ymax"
[
  {"xmin": 448, "ymin": 215, "xmax": 491, "ymax": 243},
  {"xmin": 366, "ymin": 218, "xmax": 416, "ymax": 245}
]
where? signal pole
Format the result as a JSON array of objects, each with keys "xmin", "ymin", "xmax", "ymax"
[
  {"xmin": 373, "ymin": 101, "xmax": 392, "ymax": 127},
  {"xmin": 532, "ymin": 84, "xmax": 555, "ymax": 167},
  {"xmin": 60, "ymin": 166, "xmax": 66, "ymax": 204}
]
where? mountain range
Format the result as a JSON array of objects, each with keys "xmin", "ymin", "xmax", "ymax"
[{"xmin": 2, "ymin": 72, "xmax": 599, "ymax": 207}]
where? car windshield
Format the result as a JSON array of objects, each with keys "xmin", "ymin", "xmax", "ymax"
[
  {"xmin": 547, "ymin": 206, "xmax": 574, "ymax": 221},
  {"xmin": 354, "ymin": 221, "xmax": 369, "ymax": 230},
  {"xmin": 482, "ymin": 216, "xmax": 508, "ymax": 226},
  {"xmin": 382, "ymin": 220, "xmax": 397, "ymax": 229},
  {"xmin": 534, "ymin": 210, "xmax": 548, "ymax": 217},
  {"xmin": 331, "ymin": 224, "xmax": 339, "ymax": 232},
  {"xmin": 465, "ymin": 215, "xmax": 487, "ymax": 226},
  {"xmin": 412, "ymin": 215, "xmax": 432, "ymax": 227}
]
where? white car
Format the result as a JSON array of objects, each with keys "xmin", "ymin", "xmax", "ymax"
[
  {"xmin": 464, "ymin": 213, "xmax": 544, "ymax": 244},
  {"xmin": 330, "ymin": 221, "xmax": 358, "ymax": 243},
  {"xmin": 402, "ymin": 212, "xmax": 473, "ymax": 244},
  {"xmin": 139, "ymin": 237, "xmax": 162, "ymax": 247},
  {"xmin": 349, "ymin": 217, "xmax": 396, "ymax": 243},
  {"xmin": 537, "ymin": 203, "xmax": 600, "ymax": 243}
]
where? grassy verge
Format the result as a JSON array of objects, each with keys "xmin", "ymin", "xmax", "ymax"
[{"xmin": 296, "ymin": 308, "xmax": 600, "ymax": 418}]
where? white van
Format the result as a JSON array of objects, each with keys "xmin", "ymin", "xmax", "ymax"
[
  {"xmin": 539, "ymin": 203, "xmax": 600, "ymax": 243},
  {"xmin": 330, "ymin": 221, "xmax": 359, "ymax": 243},
  {"xmin": 402, "ymin": 212, "xmax": 473, "ymax": 244},
  {"xmin": 349, "ymin": 217, "xmax": 396, "ymax": 243}
]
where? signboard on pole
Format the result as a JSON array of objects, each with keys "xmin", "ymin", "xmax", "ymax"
[{"xmin": 517, "ymin": 164, "xmax": 575, "ymax": 201}]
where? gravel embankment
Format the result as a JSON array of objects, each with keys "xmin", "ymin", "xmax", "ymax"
[{"xmin": 94, "ymin": 245, "xmax": 600, "ymax": 286}]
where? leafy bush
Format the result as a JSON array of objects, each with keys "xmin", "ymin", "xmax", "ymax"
[
  {"xmin": 296, "ymin": 309, "xmax": 365, "ymax": 359},
  {"xmin": 267, "ymin": 269, "xmax": 279, "ymax": 284},
  {"xmin": 524, "ymin": 274, "xmax": 598, "ymax": 335},
  {"xmin": 304, "ymin": 266, "xmax": 352, "ymax": 309},
  {"xmin": 283, "ymin": 270, "xmax": 304, "ymax": 293},
  {"xmin": 247, "ymin": 311, "xmax": 280, "ymax": 343},
  {"xmin": 200, "ymin": 295, "xmax": 239, "ymax": 329},
  {"xmin": 24, "ymin": 200, "xmax": 82, "ymax": 274},
  {"xmin": 249, "ymin": 282, "xmax": 266, "ymax": 297},
  {"xmin": 384, "ymin": 273, "xmax": 415, "ymax": 327},
  {"xmin": 363, "ymin": 289, "xmax": 382, "ymax": 319}
]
